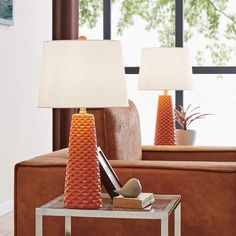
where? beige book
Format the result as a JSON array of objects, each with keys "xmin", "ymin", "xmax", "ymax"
[{"xmin": 113, "ymin": 193, "xmax": 155, "ymax": 209}]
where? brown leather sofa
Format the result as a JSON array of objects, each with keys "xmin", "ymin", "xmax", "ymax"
[{"xmin": 14, "ymin": 101, "xmax": 236, "ymax": 236}]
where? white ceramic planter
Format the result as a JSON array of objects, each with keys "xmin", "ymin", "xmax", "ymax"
[{"xmin": 175, "ymin": 129, "xmax": 196, "ymax": 146}]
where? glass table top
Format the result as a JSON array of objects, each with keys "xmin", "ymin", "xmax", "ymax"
[{"xmin": 38, "ymin": 194, "xmax": 181, "ymax": 220}]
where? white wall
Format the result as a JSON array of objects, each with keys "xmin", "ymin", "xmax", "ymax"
[{"xmin": 0, "ymin": 0, "xmax": 52, "ymax": 211}]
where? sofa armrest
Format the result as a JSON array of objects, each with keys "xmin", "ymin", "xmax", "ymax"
[
  {"xmin": 142, "ymin": 145, "xmax": 236, "ymax": 162},
  {"xmin": 15, "ymin": 149, "xmax": 236, "ymax": 236},
  {"xmin": 111, "ymin": 159, "xmax": 236, "ymax": 236}
]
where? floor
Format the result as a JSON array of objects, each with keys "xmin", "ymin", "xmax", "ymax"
[{"xmin": 0, "ymin": 212, "xmax": 14, "ymax": 236}]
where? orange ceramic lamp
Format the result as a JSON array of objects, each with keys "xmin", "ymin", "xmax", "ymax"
[
  {"xmin": 139, "ymin": 48, "xmax": 193, "ymax": 145},
  {"xmin": 39, "ymin": 40, "xmax": 128, "ymax": 209},
  {"xmin": 155, "ymin": 90, "xmax": 175, "ymax": 145}
]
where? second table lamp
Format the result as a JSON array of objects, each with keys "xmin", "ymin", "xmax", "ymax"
[
  {"xmin": 39, "ymin": 40, "xmax": 128, "ymax": 209},
  {"xmin": 139, "ymin": 47, "xmax": 193, "ymax": 145}
]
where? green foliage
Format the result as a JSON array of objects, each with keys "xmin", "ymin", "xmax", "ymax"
[
  {"xmin": 183, "ymin": 0, "xmax": 236, "ymax": 65},
  {"xmin": 79, "ymin": 0, "xmax": 236, "ymax": 66},
  {"xmin": 79, "ymin": 0, "xmax": 102, "ymax": 28},
  {"xmin": 116, "ymin": 0, "xmax": 175, "ymax": 47}
]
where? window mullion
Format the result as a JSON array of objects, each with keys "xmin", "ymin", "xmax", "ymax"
[
  {"xmin": 175, "ymin": 0, "xmax": 184, "ymax": 128},
  {"xmin": 103, "ymin": 0, "xmax": 111, "ymax": 39}
]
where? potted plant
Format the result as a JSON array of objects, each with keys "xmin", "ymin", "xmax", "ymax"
[{"xmin": 175, "ymin": 105, "xmax": 212, "ymax": 145}]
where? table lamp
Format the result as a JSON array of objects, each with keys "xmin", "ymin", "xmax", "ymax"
[
  {"xmin": 39, "ymin": 40, "xmax": 128, "ymax": 209},
  {"xmin": 139, "ymin": 48, "xmax": 193, "ymax": 145}
]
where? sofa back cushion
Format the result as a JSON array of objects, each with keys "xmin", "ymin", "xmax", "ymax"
[{"xmin": 89, "ymin": 100, "xmax": 142, "ymax": 160}]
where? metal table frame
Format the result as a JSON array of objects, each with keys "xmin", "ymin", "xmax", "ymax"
[{"xmin": 36, "ymin": 194, "xmax": 181, "ymax": 236}]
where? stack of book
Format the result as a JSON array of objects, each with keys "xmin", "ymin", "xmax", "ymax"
[{"xmin": 113, "ymin": 193, "xmax": 155, "ymax": 210}]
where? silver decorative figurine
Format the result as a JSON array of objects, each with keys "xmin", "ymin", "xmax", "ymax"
[{"xmin": 114, "ymin": 178, "xmax": 142, "ymax": 198}]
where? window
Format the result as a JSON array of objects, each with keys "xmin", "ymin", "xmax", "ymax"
[
  {"xmin": 111, "ymin": 0, "xmax": 175, "ymax": 66},
  {"xmin": 184, "ymin": 0, "xmax": 236, "ymax": 66},
  {"xmin": 80, "ymin": 0, "xmax": 236, "ymax": 145},
  {"xmin": 185, "ymin": 75, "xmax": 236, "ymax": 146},
  {"xmin": 79, "ymin": 0, "xmax": 103, "ymax": 39}
]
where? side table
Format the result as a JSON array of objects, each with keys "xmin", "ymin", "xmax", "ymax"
[{"xmin": 36, "ymin": 194, "xmax": 181, "ymax": 236}]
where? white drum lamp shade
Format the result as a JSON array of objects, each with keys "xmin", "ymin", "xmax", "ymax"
[
  {"xmin": 139, "ymin": 47, "xmax": 193, "ymax": 90},
  {"xmin": 39, "ymin": 40, "xmax": 128, "ymax": 108}
]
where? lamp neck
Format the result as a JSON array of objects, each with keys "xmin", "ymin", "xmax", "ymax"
[
  {"xmin": 79, "ymin": 108, "xmax": 87, "ymax": 114},
  {"xmin": 164, "ymin": 90, "xmax": 168, "ymax": 95}
]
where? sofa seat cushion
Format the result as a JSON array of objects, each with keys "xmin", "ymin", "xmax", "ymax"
[
  {"xmin": 19, "ymin": 149, "xmax": 236, "ymax": 173},
  {"xmin": 142, "ymin": 145, "xmax": 236, "ymax": 162},
  {"xmin": 111, "ymin": 160, "xmax": 236, "ymax": 173},
  {"xmin": 19, "ymin": 149, "xmax": 68, "ymax": 166}
]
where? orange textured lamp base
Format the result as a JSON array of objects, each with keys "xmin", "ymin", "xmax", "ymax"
[
  {"xmin": 154, "ymin": 94, "xmax": 175, "ymax": 145},
  {"xmin": 64, "ymin": 112, "xmax": 102, "ymax": 209}
]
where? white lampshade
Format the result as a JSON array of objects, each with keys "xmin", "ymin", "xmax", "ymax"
[
  {"xmin": 139, "ymin": 47, "xmax": 193, "ymax": 90},
  {"xmin": 39, "ymin": 40, "xmax": 128, "ymax": 108}
]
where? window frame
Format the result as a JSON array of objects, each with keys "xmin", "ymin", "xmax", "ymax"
[{"xmin": 103, "ymin": 0, "xmax": 236, "ymax": 117}]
